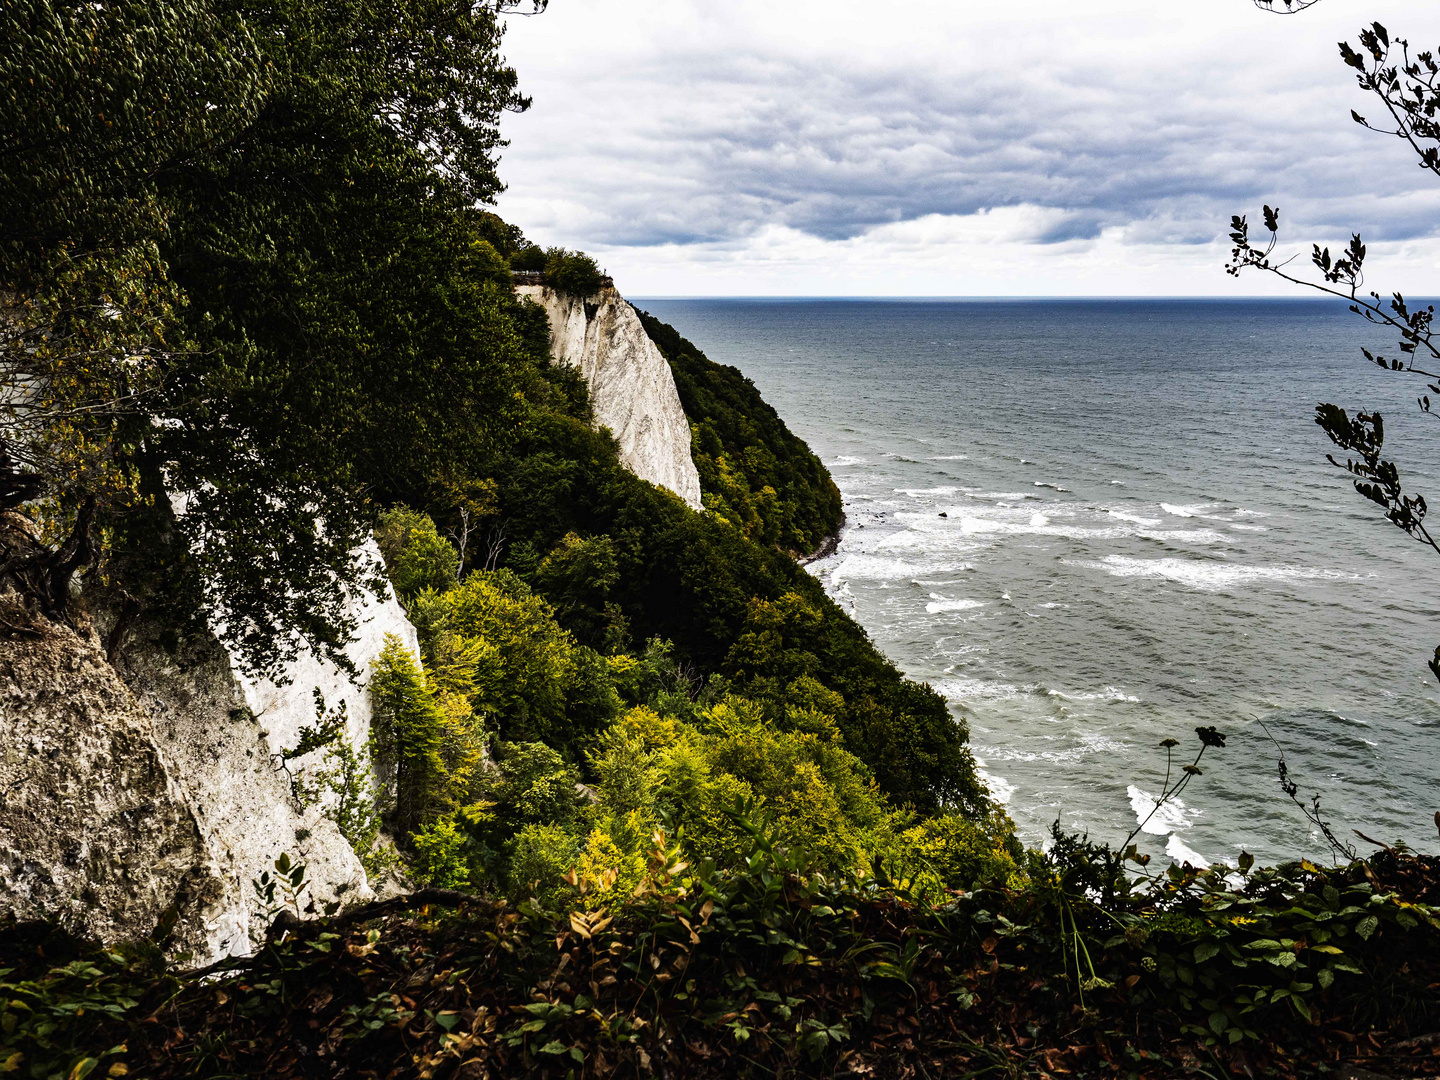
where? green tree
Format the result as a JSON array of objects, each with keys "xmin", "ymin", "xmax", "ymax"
[
  {"xmin": 0, "ymin": 0, "xmax": 268, "ymax": 616},
  {"xmin": 370, "ymin": 636, "xmax": 448, "ymax": 836},
  {"xmin": 543, "ymin": 249, "xmax": 606, "ymax": 297},
  {"xmin": 376, "ymin": 507, "xmax": 460, "ymax": 600}
]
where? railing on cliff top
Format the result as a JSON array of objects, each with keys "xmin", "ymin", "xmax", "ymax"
[{"xmin": 510, "ymin": 270, "xmax": 615, "ymax": 289}]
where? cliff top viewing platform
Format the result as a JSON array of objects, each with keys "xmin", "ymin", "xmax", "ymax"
[{"xmin": 511, "ymin": 269, "xmax": 615, "ymax": 289}]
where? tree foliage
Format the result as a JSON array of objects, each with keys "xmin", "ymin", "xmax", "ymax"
[
  {"xmin": 6, "ymin": 0, "xmax": 990, "ymax": 837},
  {"xmin": 635, "ymin": 308, "xmax": 844, "ymax": 556},
  {"xmin": 543, "ymin": 249, "xmax": 606, "ymax": 298},
  {"xmin": 0, "ymin": 0, "xmax": 269, "ymax": 616}
]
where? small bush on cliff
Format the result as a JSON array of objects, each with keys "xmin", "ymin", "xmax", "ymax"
[
  {"xmin": 542, "ymin": 248, "xmax": 606, "ymax": 297},
  {"xmin": 375, "ymin": 506, "xmax": 459, "ymax": 598},
  {"xmin": 508, "ymin": 244, "xmax": 548, "ymax": 272}
]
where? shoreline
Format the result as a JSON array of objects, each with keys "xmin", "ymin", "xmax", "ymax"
[{"xmin": 798, "ymin": 512, "xmax": 846, "ymax": 566}]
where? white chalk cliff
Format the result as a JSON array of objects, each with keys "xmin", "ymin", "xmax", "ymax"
[
  {"xmin": 112, "ymin": 539, "xmax": 418, "ymax": 959},
  {"xmin": 0, "ymin": 279, "xmax": 702, "ymax": 958},
  {"xmin": 0, "ymin": 521, "xmax": 418, "ymax": 962},
  {"xmin": 517, "ymin": 284, "xmax": 702, "ymax": 510}
]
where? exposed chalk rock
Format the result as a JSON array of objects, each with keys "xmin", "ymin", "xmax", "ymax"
[
  {"xmin": 109, "ymin": 541, "xmax": 417, "ymax": 960},
  {"xmin": 0, "ymin": 492, "xmax": 420, "ymax": 959},
  {"xmin": 0, "ymin": 595, "xmax": 225, "ymax": 957},
  {"xmin": 517, "ymin": 284, "xmax": 702, "ymax": 509},
  {"xmin": 231, "ymin": 540, "xmax": 419, "ymax": 793}
]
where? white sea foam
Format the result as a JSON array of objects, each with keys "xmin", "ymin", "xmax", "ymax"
[
  {"xmin": 978, "ymin": 769, "xmax": 1016, "ymax": 804},
  {"xmin": 957, "ymin": 516, "xmax": 1129, "ymax": 541},
  {"xmin": 895, "ymin": 485, "xmax": 959, "ymax": 496},
  {"xmin": 1136, "ymin": 528, "xmax": 1230, "ymax": 545},
  {"xmin": 977, "ymin": 731, "xmax": 1130, "ymax": 764},
  {"xmin": 930, "ymin": 454, "xmax": 969, "ymax": 461},
  {"xmin": 1166, "ymin": 834, "xmax": 1211, "ymax": 868},
  {"xmin": 831, "ymin": 553, "xmax": 975, "ymax": 581},
  {"xmin": 1128, "ymin": 786, "xmax": 1200, "ymax": 835},
  {"xmin": 1048, "ymin": 686, "xmax": 1141, "ymax": 704},
  {"xmin": 926, "ymin": 594, "xmax": 985, "ymax": 614},
  {"xmin": 1072, "ymin": 555, "xmax": 1359, "ymax": 591},
  {"xmin": 1160, "ymin": 502, "xmax": 1220, "ymax": 518},
  {"xmin": 1229, "ymin": 523, "xmax": 1268, "ymax": 532},
  {"xmin": 1105, "ymin": 508, "xmax": 1162, "ymax": 526},
  {"xmin": 933, "ymin": 676, "xmax": 1031, "ymax": 702},
  {"xmin": 872, "ymin": 528, "xmax": 989, "ymax": 555},
  {"xmin": 1033, "ymin": 481, "xmax": 1069, "ymax": 492},
  {"xmin": 830, "ymin": 456, "xmax": 867, "ymax": 466}
]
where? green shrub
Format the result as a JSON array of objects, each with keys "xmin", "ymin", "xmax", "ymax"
[
  {"xmin": 506, "ymin": 822, "xmax": 582, "ymax": 904},
  {"xmin": 543, "ymin": 248, "xmax": 605, "ymax": 297},
  {"xmin": 410, "ymin": 815, "xmax": 471, "ymax": 889},
  {"xmin": 375, "ymin": 507, "xmax": 458, "ymax": 600},
  {"xmin": 895, "ymin": 808, "xmax": 1027, "ymax": 893},
  {"xmin": 508, "ymin": 244, "xmax": 547, "ymax": 272},
  {"xmin": 483, "ymin": 741, "xmax": 582, "ymax": 831}
]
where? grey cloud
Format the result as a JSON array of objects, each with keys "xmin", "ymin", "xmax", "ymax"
[{"xmin": 498, "ymin": 38, "xmax": 1439, "ymax": 252}]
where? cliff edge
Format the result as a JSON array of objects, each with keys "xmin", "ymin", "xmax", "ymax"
[{"xmin": 517, "ymin": 284, "xmax": 703, "ymax": 510}]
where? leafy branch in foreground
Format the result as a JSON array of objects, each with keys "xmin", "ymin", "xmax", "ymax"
[
  {"xmin": 1227, "ymin": 21, "xmax": 1440, "ymax": 679},
  {"xmin": 6, "ymin": 804, "xmax": 1439, "ymax": 1079},
  {"xmin": 1228, "ymin": 208, "xmax": 1440, "ymax": 554},
  {"xmin": 1255, "ymin": 717, "xmax": 1357, "ymax": 864}
]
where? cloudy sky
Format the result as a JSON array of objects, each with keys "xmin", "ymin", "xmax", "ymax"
[{"xmin": 493, "ymin": 1, "xmax": 1440, "ymax": 296}]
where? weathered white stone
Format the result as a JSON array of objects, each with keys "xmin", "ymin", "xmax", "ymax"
[
  {"xmin": 232, "ymin": 540, "xmax": 419, "ymax": 787},
  {"xmin": 0, "ymin": 495, "xmax": 419, "ymax": 960},
  {"xmin": 111, "ymin": 541, "xmax": 417, "ymax": 960},
  {"xmin": 517, "ymin": 284, "xmax": 702, "ymax": 509},
  {"xmin": 0, "ymin": 601, "xmax": 226, "ymax": 958}
]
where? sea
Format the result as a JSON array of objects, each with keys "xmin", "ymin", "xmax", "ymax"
[{"xmin": 633, "ymin": 297, "xmax": 1440, "ymax": 868}]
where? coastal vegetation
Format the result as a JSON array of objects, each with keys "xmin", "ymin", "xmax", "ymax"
[
  {"xmin": 635, "ymin": 310, "xmax": 845, "ymax": 557},
  {"xmin": 4, "ymin": 798, "xmax": 1439, "ymax": 1078},
  {"xmin": 1, "ymin": 1, "xmax": 1438, "ymax": 1079}
]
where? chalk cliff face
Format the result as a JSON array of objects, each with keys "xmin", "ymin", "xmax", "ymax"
[
  {"xmin": 108, "ymin": 540, "xmax": 417, "ymax": 959},
  {"xmin": 0, "ymin": 610, "xmax": 224, "ymax": 958},
  {"xmin": 0, "ymin": 512, "xmax": 418, "ymax": 960},
  {"xmin": 517, "ymin": 284, "xmax": 702, "ymax": 510}
]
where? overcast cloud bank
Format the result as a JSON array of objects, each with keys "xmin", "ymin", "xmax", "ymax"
[{"xmin": 495, "ymin": 0, "xmax": 1440, "ymax": 295}]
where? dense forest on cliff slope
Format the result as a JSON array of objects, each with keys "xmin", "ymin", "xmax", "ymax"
[
  {"xmin": 3, "ymin": 1, "xmax": 1439, "ymax": 1077},
  {"xmin": 634, "ymin": 308, "xmax": 845, "ymax": 557},
  {"xmin": 2, "ymin": 0, "xmax": 992, "ymax": 932},
  {"xmin": 1, "ymin": 0, "xmax": 980, "ymax": 814}
]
